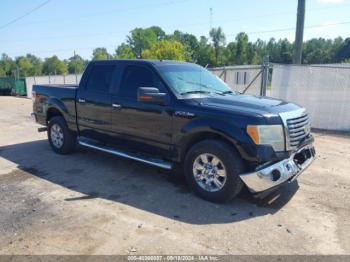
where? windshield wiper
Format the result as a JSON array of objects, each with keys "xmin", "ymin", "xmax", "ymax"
[
  {"xmin": 180, "ymin": 90, "xmax": 211, "ymax": 95},
  {"xmin": 220, "ymin": 90, "xmax": 234, "ymax": 95}
]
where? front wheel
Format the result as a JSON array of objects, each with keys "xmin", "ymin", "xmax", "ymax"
[
  {"xmin": 184, "ymin": 139, "xmax": 245, "ymax": 202},
  {"xmin": 48, "ymin": 116, "xmax": 76, "ymax": 154}
]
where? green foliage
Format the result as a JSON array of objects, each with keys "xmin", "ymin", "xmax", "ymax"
[
  {"xmin": 235, "ymin": 32, "xmax": 249, "ymax": 65},
  {"xmin": 68, "ymin": 54, "xmax": 87, "ymax": 74},
  {"xmin": 42, "ymin": 56, "xmax": 68, "ymax": 75},
  {"xmin": 92, "ymin": 48, "xmax": 110, "ymax": 60},
  {"xmin": 196, "ymin": 36, "xmax": 215, "ymax": 67},
  {"xmin": 210, "ymin": 27, "xmax": 226, "ymax": 65},
  {"xmin": 335, "ymin": 38, "xmax": 350, "ymax": 63},
  {"xmin": 127, "ymin": 28, "xmax": 158, "ymax": 58},
  {"xmin": 26, "ymin": 54, "xmax": 43, "ymax": 76},
  {"xmin": 170, "ymin": 30, "xmax": 200, "ymax": 62},
  {"xmin": 142, "ymin": 40, "xmax": 186, "ymax": 61},
  {"xmin": 1, "ymin": 27, "xmax": 349, "ymax": 77},
  {"xmin": 115, "ymin": 43, "xmax": 136, "ymax": 59},
  {"xmin": 0, "ymin": 67, "xmax": 5, "ymax": 77},
  {"xmin": 0, "ymin": 54, "xmax": 16, "ymax": 76}
]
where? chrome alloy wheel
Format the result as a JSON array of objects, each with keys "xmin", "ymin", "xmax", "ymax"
[
  {"xmin": 192, "ymin": 153, "xmax": 227, "ymax": 192},
  {"xmin": 50, "ymin": 124, "xmax": 64, "ymax": 148}
]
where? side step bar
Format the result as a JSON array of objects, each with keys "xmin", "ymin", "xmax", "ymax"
[{"xmin": 78, "ymin": 138, "xmax": 173, "ymax": 170}]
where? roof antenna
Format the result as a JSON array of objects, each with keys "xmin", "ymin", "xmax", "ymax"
[{"xmin": 209, "ymin": 7, "xmax": 213, "ymax": 31}]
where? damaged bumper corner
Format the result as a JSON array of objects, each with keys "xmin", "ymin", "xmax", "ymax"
[{"xmin": 239, "ymin": 144, "xmax": 316, "ymax": 193}]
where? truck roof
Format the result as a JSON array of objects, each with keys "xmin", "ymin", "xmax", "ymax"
[{"xmin": 89, "ymin": 59, "xmax": 193, "ymax": 67}]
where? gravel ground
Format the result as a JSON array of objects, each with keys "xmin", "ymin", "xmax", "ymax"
[{"xmin": 0, "ymin": 96, "xmax": 349, "ymax": 255}]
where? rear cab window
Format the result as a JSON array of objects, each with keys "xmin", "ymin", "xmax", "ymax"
[{"xmin": 85, "ymin": 64, "xmax": 115, "ymax": 93}]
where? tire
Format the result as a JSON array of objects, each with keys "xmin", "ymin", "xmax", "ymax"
[
  {"xmin": 184, "ymin": 139, "xmax": 245, "ymax": 203},
  {"xmin": 48, "ymin": 116, "xmax": 76, "ymax": 154}
]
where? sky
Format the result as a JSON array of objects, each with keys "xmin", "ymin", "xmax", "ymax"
[{"xmin": 0, "ymin": 0, "xmax": 349, "ymax": 60}]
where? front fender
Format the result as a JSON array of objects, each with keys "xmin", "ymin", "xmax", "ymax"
[
  {"xmin": 177, "ymin": 118, "xmax": 279, "ymax": 164},
  {"xmin": 178, "ymin": 118, "xmax": 255, "ymax": 160}
]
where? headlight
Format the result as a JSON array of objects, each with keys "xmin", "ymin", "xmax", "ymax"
[{"xmin": 247, "ymin": 125, "xmax": 285, "ymax": 151}]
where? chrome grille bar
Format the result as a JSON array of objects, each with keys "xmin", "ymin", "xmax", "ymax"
[{"xmin": 279, "ymin": 108, "xmax": 311, "ymax": 151}]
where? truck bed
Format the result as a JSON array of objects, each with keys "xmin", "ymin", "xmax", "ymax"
[{"xmin": 32, "ymin": 84, "xmax": 78, "ymax": 128}]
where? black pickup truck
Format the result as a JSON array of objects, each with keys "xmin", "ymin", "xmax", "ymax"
[{"xmin": 32, "ymin": 59, "xmax": 315, "ymax": 202}]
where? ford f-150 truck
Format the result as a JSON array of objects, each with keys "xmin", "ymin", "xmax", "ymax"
[{"xmin": 32, "ymin": 59, "xmax": 315, "ymax": 202}]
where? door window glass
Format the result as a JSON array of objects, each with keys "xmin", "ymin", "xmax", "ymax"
[{"xmin": 86, "ymin": 65, "xmax": 115, "ymax": 93}]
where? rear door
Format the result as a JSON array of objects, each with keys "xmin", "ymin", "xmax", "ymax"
[
  {"xmin": 76, "ymin": 62, "xmax": 116, "ymax": 141},
  {"xmin": 111, "ymin": 64, "xmax": 173, "ymax": 155}
]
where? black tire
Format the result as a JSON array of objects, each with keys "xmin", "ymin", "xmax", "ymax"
[
  {"xmin": 48, "ymin": 116, "xmax": 76, "ymax": 154},
  {"xmin": 184, "ymin": 139, "xmax": 245, "ymax": 203}
]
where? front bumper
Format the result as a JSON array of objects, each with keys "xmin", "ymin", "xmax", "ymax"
[{"xmin": 239, "ymin": 144, "xmax": 316, "ymax": 193}]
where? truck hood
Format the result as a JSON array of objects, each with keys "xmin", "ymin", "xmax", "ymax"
[{"xmin": 193, "ymin": 94, "xmax": 301, "ymax": 116}]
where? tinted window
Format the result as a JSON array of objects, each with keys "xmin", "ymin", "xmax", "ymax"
[
  {"xmin": 86, "ymin": 65, "xmax": 115, "ymax": 93},
  {"xmin": 120, "ymin": 66, "xmax": 157, "ymax": 98}
]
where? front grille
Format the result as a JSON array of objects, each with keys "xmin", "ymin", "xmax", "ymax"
[{"xmin": 286, "ymin": 114, "xmax": 311, "ymax": 148}]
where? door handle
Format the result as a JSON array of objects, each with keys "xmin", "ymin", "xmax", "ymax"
[
  {"xmin": 78, "ymin": 99, "xmax": 86, "ymax": 103},
  {"xmin": 112, "ymin": 104, "xmax": 122, "ymax": 109}
]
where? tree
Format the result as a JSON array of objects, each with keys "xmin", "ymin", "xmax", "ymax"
[
  {"xmin": 197, "ymin": 36, "xmax": 215, "ymax": 67},
  {"xmin": 92, "ymin": 48, "xmax": 110, "ymax": 60},
  {"xmin": 209, "ymin": 27, "xmax": 226, "ymax": 65},
  {"xmin": 68, "ymin": 54, "xmax": 87, "ymax": 74},
  {"xmin": 26, "ymin": 54, "xmax": 42, "ymax": 76},
  {"xmin": 235, "ymin": 32, "xmax": 249, "ymax": 65},
  {"xmin": 0, "ymin": 67, "xmax": 5, "ymax": 76},
  {"xmin": 115, "ymin": 43, "xmax": 136, "ymax": 59},
  {"xmin": 171, "ymin": 31, "xmax": 199, "ymax": 62},
  {"xmin": 279, "ymin": 39, "xmax": 293, "ymax": 63},
  {"xmin": 142, "ymin": 40, "xmax": 186, "ymax": 61},
  {"xmin": 335, "ymin": 38, "xmax": 350, "ymax": 62},
  {"xmin": 149, "ymin": 26, "xmax": 166, "ymax": 41},
  {"xmin": 42, "ymin": 56, "xmax": 68, "ymax": 75},
  {"xmin": 0, "ymin": 53, "xmax": 16, "ymax": 76},
  {"xmin": 223, "ymin": 42, "xmax": 237, "ymax": 65},
  {"xmin": 247, "ymin": 42, "xmax": 260, "ymax": 64},
  {"xmin": 16, "ymin": 56, "xmax": 33, "ymax": 76},
  {"xmin": 127, "ymin": 28, "xmax": 158, "ymax": 58}
]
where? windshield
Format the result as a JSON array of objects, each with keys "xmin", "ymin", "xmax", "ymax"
[{"xmin": 157, "ymin": 64, "xmax": 236, "ymax": 98}]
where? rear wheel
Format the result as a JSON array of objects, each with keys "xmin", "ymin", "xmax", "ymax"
[
  {"xmin": 184, "ymin": 139, "xmax": 245, "ymax": 202},
  {"xmin": 48, "ymin": 116, "xmax": 76, "ymax": 154}
]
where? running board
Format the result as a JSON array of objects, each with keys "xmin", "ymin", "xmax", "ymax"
[{"xmin": 78, "ymin": 138, "xmax": 173, "ymax": 170}]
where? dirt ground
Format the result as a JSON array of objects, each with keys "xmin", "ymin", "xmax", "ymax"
[{"xmin": 0, "ymin": 96, "xmax": 349, "ymax": 255}]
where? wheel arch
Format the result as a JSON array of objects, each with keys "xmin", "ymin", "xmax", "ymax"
[
  {"xmin": 46, "ymin": 107, "xmax": 64, "ymax": 123},
  {"xmin": 180, "ymin": 129, "xmax": 244, "ymax": 162}
]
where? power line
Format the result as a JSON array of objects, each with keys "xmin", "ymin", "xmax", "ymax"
[
  {"xmin": 1, "ymin": 0, "xmax": 190, "ymax": 29},
  {"xmin": 4, "ymin": 2, "xmax": 347, "ymax": 30},
  {"xmin": 0, "ymin": 0, "xmax": 51, "ymax": 30}
]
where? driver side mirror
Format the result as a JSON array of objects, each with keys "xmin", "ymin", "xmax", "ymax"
[{"xmin": 137, "ymin": 87, "xmax": 167, "ymax": 105}]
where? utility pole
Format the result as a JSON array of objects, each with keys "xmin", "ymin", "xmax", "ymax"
[{"xmin": 293, "ymin": 0, "xmax": 305, "ymax": 64}]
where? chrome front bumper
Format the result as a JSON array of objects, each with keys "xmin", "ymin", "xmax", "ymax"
[{"xmin": 239, "ymin": 144, "xmax": 316, "ymax": 193}]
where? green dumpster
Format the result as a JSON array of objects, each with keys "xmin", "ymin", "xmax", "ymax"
[
  {"xmin": 0, "ymin": 77, "xmax": 27, "ymax": 96},
  {"xmin": 0, "ymin": 77, "xmax": 13, "ymax": 96}
]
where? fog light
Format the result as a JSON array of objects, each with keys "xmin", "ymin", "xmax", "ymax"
[{"xmin": 271, "ymin": 169, "xmax": 281, "ymax": 182}]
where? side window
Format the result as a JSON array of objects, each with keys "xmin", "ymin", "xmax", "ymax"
[
  {"xmin": 86, "ymin": 65, "xmax": 115, "ymax": 93},
  {"xmin": 120, "ymin": 65, "xmax": 158, "ymax": 99}
]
